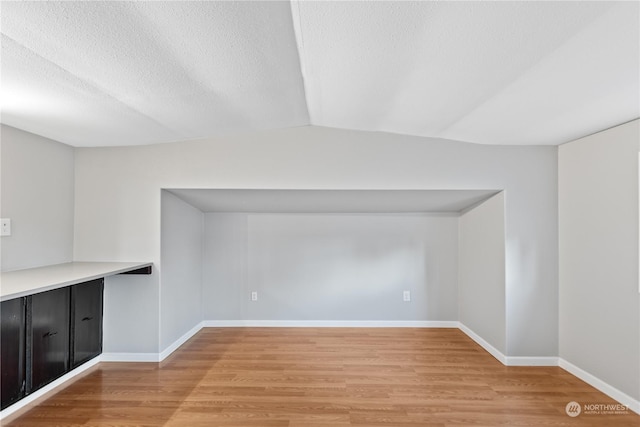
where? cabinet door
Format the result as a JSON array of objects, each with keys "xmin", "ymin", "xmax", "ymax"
[
  {"xmin": 29, "ymin": 287, "xmax": 70, "ymax": 392},
  {"xmin": 1, "ymin": 298, "xmax": 25, "ymax": 410},
  {"xmin": 71, "ymin": 279, "xmax": 103, "ymax": 368}
]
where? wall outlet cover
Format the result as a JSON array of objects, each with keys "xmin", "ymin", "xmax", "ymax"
[{"xmin": 403, "ymin": 290, "xmax": 411, "ymax": 302}]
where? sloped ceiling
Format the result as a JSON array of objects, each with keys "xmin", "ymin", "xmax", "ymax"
[{"xmin": 1, "ymin": 1, "xmax": 638, "ymax": 147}]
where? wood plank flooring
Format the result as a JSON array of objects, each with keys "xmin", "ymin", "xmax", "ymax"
[{"xmin": 4, "ymin": 328, "xmax": 639, "ymax": 426}]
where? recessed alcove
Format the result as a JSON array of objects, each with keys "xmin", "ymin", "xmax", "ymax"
[{"xmin": 160, "ymin": 188, "xmax": 506, "ymax": 355}]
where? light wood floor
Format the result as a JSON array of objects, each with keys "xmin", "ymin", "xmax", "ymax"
[{"xmin": 4, "ymin": 328, "xmax": 639, "ymax": 426}]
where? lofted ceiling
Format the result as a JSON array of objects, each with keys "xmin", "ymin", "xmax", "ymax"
[{"xmin": 1, "ymin": 1, "xmax": 638, "ymax": 148}]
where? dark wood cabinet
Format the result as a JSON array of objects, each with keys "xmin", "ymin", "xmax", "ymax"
[
  {"xmin": 1, "ymin": 280, "xmax": 105, "ymax": 407},
  {"xmin": 29, "ymin": 287, "xmax": 70, "ymax": 392},
  {"xmin": 1, "ymin": 297, "xmax": 26, "ymax": 410},
  {"xmin": 71, "ymin": 279, "xmax": 103, "ymax": 368},
  {"xmin": 1, "ymin": 263, "xmax": 150, "ymax": 411}
]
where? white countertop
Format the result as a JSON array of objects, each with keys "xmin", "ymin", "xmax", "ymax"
[{"xmin": 0, "ymin": 262, "xmax": 153, "ymax": 301}]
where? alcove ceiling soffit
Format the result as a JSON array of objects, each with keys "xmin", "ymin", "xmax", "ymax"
[
  {"xmin": 165, "ymin": 189, "xmax": 500, "ymax": 214},
  {"xmin": 1, "ymin": 1, "xmax": 638, "ymax": 148}
]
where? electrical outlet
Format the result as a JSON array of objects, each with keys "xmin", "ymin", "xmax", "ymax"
[
  {"xmin": 0, "ymin": 218, "xmax": 11, "ymax": 236},
  {"xmin": 251, "ymin": 291, "xmax": 258, "ymax": 301},
  {"xmin": 403, "ymin": 290, "xmax": 411, "ymax": 302}
]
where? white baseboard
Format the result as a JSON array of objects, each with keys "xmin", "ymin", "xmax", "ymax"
[
  {"xmin": 457, "ymin": 322, "xmax": 507, "ymax": 364},
  {"xmin": 504, "ymin": 356, "xmax": 559, "ymax": 366},
  {"xmin": 159, "ymin": 322, "xmax": 204, "ymax": 361},
  {"xmin": 559, "ymin": 358, "xmax": 640, "ymax": 415},
  {"xmin": 93, "ymin": 321, "xmax": 461, "ymax": 363},
  {"xmin": 457, "ymin": 323, "xmax": 559, "ymax": 367},
  {"xmin": 202, "ymin": 320, "xmax": 459, "ymax": 328},
  {"xmin": 102, "ymin": 322, "xmax": 206, "ymax": 363},
  {"xmin": 100, "ymin": 352, "xmax": 160, "ymax": 362},
  {"xmin": 458, "ymin": 324, "xmax": 639, "ymax": 413},
  {"xmin": 0, "ymin": 356, "xmax": 101, "ymax": 421}
]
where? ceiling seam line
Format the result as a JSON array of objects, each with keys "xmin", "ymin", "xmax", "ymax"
[
  {"xmin": 437, "ymin": 4, "xmax": 621, "ymax": 140},
  {"xmin": 1, "ymin": 33, "xmax": 178, "ymax": 137},
  {"xmin": 289, "ymin": 0, "xmax": 312, "ymax": 126}
]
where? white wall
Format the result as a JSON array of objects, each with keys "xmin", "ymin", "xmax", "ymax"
[
  {"xmin": 0, "ymin": 125, "xmax": 74, "ymax": 272},
  {"xmin": 204, "ymin": 213, "xmax": 458, "ymax": 321},
  {"xmin": 459, "ymin": 193, "xmax": 506, "ymax": 353},
  {"xmin": 160, "ymin": 191, "xmax": 203, "ymax": 351},
  {"xmin": 74, "ymin": 125, "xmax": 557, "ymax": 356},
  {"xmin": 202, "ymin": 213, "xmax": 248, "ymax": 320},
  {"xmin": 102, "ymin": 270, "xmax": 159, "ymax": 353},
  {"xmin": 559, "ymin": 119, "xmax": 639, "ymax": 401}
]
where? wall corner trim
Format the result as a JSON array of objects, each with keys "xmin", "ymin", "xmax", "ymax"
[
  {"xmin": 159, "ymin": 322, "xmax": 204, "ymax": 361},
  {"xmin": 458, "ymin": 322, "xmax": 507, "ymax": 364},
  {"xmin": 558, "ymin": 358, "xmax": 640, "ymax": 415},
  {"xmin": 458, "ymin": 323, "xmax": 558, "ymax": 367}
]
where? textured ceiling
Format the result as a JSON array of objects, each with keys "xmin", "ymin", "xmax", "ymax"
[{"xmin": 1, "ymin": 1, "xmax": 638, "ymax": 147}]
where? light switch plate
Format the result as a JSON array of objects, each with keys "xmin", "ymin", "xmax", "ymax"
[{"xmin": 0, "ymin": 218, "xmax": 11, "ymax": 236}]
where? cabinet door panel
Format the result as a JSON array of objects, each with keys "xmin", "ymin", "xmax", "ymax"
[
  {"xmin": 1, "ymin": 298, "xmax": 25, "ymax": 410},
  {"xmin": 71, "ymin": 279, "xmax": 103, "ymax": 367},
  {"xmin": 30, "ymin": 288, "xmax": 70, "ymax": 392}
]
